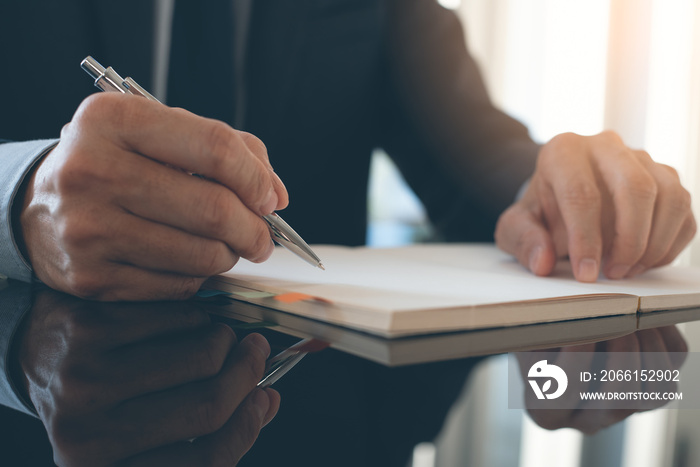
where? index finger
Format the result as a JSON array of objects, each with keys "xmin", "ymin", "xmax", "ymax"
[{"xmin": 539, "ymin": 135, "xmax": 603, "ymax": 282}]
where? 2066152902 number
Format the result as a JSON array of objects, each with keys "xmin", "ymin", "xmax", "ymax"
[{"xmin": 599, "ymin": 369, "xmax": 681, "ymax": 382}]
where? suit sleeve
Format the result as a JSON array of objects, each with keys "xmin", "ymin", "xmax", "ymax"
[
  {"xmin": 0, "ymin": 140, "xmax": 58, "ymax": 416},
  {"xmin": 377, "ymin": 0, "xmax": 539, "ymax": 241},
  {"xmin": 0, "ymin": 139, "xmax": 59, "ymax": 282}
]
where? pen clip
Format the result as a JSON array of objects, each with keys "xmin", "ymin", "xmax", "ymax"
[{"xmin": 123, "ymin": 77, "xmax": 159, "ymax": 101}]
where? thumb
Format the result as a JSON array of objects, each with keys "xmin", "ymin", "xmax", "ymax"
[{"xmin": 495, "ymin": 203, "xmax": 557, "ymax": 276}]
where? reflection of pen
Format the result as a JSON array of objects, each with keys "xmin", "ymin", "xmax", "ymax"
[
  {"xmin": 258, "ymin": 338, "xmax": 329, "ymax": 388},
  {"xmin": 81, "ymin": 56, "xmax": 324, "ymax": 270}
]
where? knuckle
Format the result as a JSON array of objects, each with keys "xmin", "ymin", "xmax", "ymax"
[
  {"xmin": 635, "ymin": 150, "xmax": 654, "ymax": 164},
  {"xmin": 73, "ymin": 93, "xmax": 113, "ymax": 124},
  {"xmin": 549, "ymin": 132, "xmax": 580, "ymax": 148},
  {"xmin": 240, "ymin": 132, "xmax": 269, "ymax": 161},
  {"xmin": 200, "ymin": 186, "xmax": 233, "ymax": 238},
  {"xmin": 561, "ymin": 181, "xmax": 601, "ymax": 206},
  {"xmin": 53, "ymin": 150, "xmax": 124, "ymax": 200},
  {"xmin": 53, "ymin": 150, "xmax": 92, "ymax": 194},
  {"xmin": 76, "ymin": 92, "xmax": 142, "ymax": 129},
  {"xmin": 539, "ymin": 133, "xmax": 580, "ymax": 163},
  {"xmin": 202, "ymin": 124, "xmax": 272, "ymax": 210},
  {"xmin": 64, "ymin": 269, "xmax": 107, "ymax": 300},
  {"xmin": 661, "ymin": 164, "xmax": 681, "ymax": 181},
  {"xmin": 249, "ymin": 168, "xmax": 272, "ymax": 208},
  {"xmin": 597, "ymin": 129, "xmax": 624, "ymax": 145},
  {"xmin": 617, "ymin": 172, "xmax": 657, "ymax": 201},
  {"xmin": 202, "ymin": 121, "xmax": 236, "ymax": 172},
  {"xmin": 104, "ymin": 95, "xmax": 144, "ymax": 130},
  {"xmin": 58, "ymin": 216, "xmax": 101, "ymax": 250}
]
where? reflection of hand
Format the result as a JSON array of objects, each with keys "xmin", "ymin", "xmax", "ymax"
[
  {"xmin": 15, "ymin": 289, "xmax": 280, "ymax": 466},
  {"xmin": 496, "ymin": 131, "xmax": 696, "ymax": 282},
  {"xmin": 517, "ymin": 326, "xmax": 687, "ymax": 434},
  {"xmin": 19, "ymin": 93, "xmax": 288, "ymax": 301}
]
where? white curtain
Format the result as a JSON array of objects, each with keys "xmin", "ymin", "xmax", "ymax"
[{"xmin": 436, "ymin": 2, "xmax": 700, "ymax": 466}]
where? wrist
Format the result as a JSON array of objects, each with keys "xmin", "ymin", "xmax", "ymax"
[{"xmin": 11, "ymin": 146, "xmax": 54, "ymax": 264}]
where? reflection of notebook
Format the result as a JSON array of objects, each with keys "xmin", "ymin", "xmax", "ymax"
[{"xmin": 204, "ymin": 244, "xmax": 700, "ymax": 337}]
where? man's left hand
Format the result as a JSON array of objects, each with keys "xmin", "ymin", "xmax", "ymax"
[{"xmin": 496, "ymin": 131, "xmax": 696, "ymax": 282}]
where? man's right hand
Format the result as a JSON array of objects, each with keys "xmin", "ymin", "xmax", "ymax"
[{"xmin": 19, "ymin": 93, "xmax": 288, "ymax": 301}]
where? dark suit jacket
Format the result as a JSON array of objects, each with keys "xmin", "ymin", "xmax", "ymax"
[
  {"xmin": 1, "ymin": 2, "xmax": 539, "ymax": 465},
  {"xmin": 1, "ymin": 0, "xmax": 538, "ymax": 246}
]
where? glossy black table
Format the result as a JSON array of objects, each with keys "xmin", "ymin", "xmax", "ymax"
[{"xmin": 1, "ymin": 278, "xmax": 697, "ymax": 466}]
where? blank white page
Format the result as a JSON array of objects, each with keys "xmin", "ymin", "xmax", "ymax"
[{"xmin": 220, "ymin": 244, "xmax": 700, "ymax": 312}]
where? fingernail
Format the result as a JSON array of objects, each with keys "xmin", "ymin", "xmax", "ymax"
[
  {"xmin": 245, "ymin": 333, "xmax": 271, "ymax": 359},
  {"xmin": 577, "ymin": 258, "xmax": 599, "ymax": 282},
  {"xmin": 627, "ymin": 264, "xmax": 645, "ymax": 278},
  {"xmin": 251, "ymin": 389, "xmax": 270, "ymax": 422},
  {"xmin": 607, "ymin": 264, "xmax": 630, "ymax": 280},
  {"xmin": 262, "ymin": 187, "xmax": 278, "ymax": 215},
  {"xmin": 529, "ymin": 247, "xmax": 543, "ymax": 273}
]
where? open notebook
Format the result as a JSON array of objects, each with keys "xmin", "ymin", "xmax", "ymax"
[{"xmin": 204, "ymin": 244, "xmax": 700, "ymax": 337}]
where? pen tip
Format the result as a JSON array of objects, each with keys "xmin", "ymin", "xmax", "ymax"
[{"xmin": 318, "ymin": 263, "xmax": 326, "ymax": 271}]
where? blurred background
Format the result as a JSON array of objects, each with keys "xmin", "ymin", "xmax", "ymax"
[{"xmin": 365, "ymin": 1, "xmax": 700, "ymax": 466}]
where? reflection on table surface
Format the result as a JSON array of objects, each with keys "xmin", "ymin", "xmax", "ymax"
[
  {"xmin": 6, "ymin": 278, "xmax": 700, "ymax": 367},
  {"xmin": 204, "ymin": 295, "xmax": 700, "ymax": 366}
]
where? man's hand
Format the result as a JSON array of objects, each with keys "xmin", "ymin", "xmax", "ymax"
[
  {"xmin": 19, "ymin": 93, "xmax": 288, "ymax": 300},
  {"xmin": 15, "ymin": 289, "xmax": 280, "ymax": 467},
  {"xmin": 517, "ymin": 326, "xmax": 687, "ymax": 434},
  {"xmin": 496, "ymin": 131, "xmax": 696, "ymax": 282}
]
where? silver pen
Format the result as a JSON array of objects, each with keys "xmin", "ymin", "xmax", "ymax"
[{"xmin": 81, "ymin": 56, "xmax": 324, "ymax": 270}]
